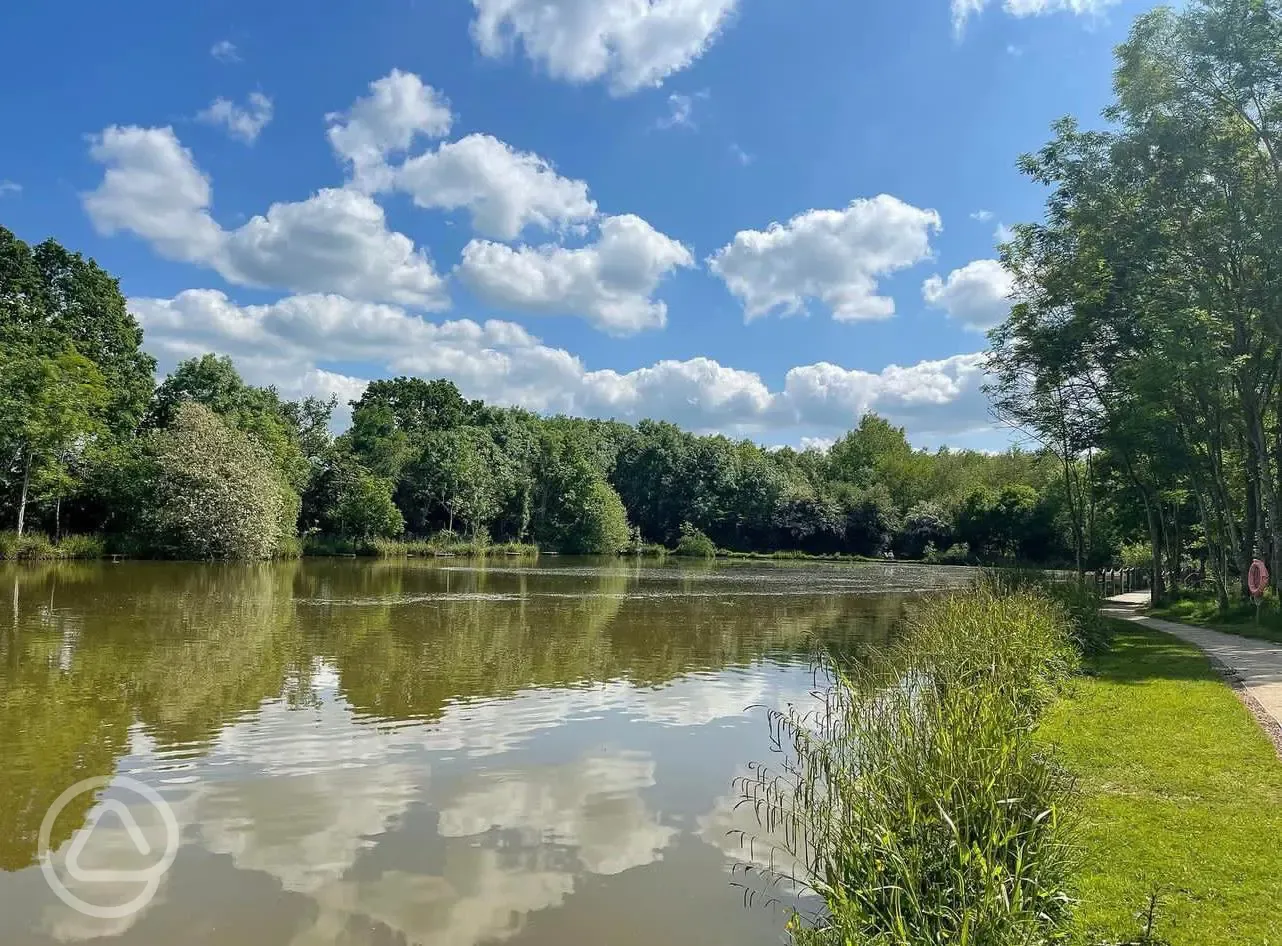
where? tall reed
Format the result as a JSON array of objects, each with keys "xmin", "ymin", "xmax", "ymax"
[{"xmin": 737, "ymin": 588, "xmax": 1082, "ymax": 945}]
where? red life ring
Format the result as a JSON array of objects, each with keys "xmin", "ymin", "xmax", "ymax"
[{"xmin": 1248, "ymin": 559, "xmax": 1270, "ymax": 598}]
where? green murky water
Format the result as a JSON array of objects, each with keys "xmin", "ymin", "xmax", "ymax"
[{"xmin": 0, "ymin": 559, "xmax": 969, "ymax": 945}]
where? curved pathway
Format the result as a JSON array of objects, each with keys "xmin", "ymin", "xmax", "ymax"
[{"xmin": 1104, "ymin": 591, "xmax": 1282, "ymax": 745}]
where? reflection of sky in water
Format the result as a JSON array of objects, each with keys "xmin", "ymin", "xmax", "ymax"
[
  {"xmin": 29, "ymin": 659, "xmax": 823, "ymax": 945},
  {"xmin": 0, "ymin": 560, "xmax": 923, "ymax": 946}
]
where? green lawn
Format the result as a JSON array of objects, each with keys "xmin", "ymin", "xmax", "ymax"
[
  {"xmin": 1041, "ymin": 621, "xmax": 1282, "ymax": 945},
  {"xmin": 1149, "ymin": 595, "xmax": 1282, "ymax": 645}
]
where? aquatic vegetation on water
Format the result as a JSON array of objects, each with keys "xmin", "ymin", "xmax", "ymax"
[{"xmin": 737, "ymin": 588, "xmax": 1083, "ymax": 945}]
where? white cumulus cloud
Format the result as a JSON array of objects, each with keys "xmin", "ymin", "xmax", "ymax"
[
  {"xmin": 457, "ymin": 214, "xmax": 693, "ymax": 334},
  {"xmin": 198, "ymin": 92, "xmax": 274, "ymax": 144},
  {"xmin": 922, "ymin": 259, "xmax": 1014, "ymax": 331},
  {"xmin": 327, "ymin": 69, "xmax": 453, "ymax": 188},
  {"xmin": 83, "ymin": 125, "xmax": 446, "ymax": 308},
  {"xmin": 221, "ymin": 188, "xmax": 448, "ymax": 306},
  {"xmin": 131, "ymin": 289, "xmax": 992, "ymax": 439},
  {"xmin": 83, "ymin": 125, "xmax": 224, "ymax": 262},
  {"xmin": 708, "ymin": 195, "xmax": 942, "ymax": 322},
  {"xmin": 469, "ymin": 0, "xmax": 739, "ymax": 95},
  {"xmin": 395, "ymin": 133, "xmax": 597, "ymax": 240}
]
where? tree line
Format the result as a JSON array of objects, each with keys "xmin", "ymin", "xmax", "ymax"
[
  {"xmin": 988, "ymin": 0, "xmax": 1282, "ymax": 605},
  {"xmin": 2, "ymin": 245, "xmax": 1106, "ymax": 562}
]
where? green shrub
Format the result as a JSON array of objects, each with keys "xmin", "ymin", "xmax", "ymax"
[
  {"xmin": 674, "ymin": 522, "xmax": 717, "ymax": 558},
  {"xmin": 136, "ymin": 403, "xmax": 299, "ymax": 560},
  {"xmin": 631, "ymin": 542, "xmax": 670, "ymax": 557},
  {"xmin": 274, "ymin": 535, "xmax": 304, "ymax": 560},
  {"xmin": 739, "ymin": 588, "xmax": 1081, "ymax": 946},
  {"xmin": 926, "ymin": 541, "xmax": 974, "ymax": 565},
  {"xmin": 56, "ymin": 534, "xmax": 107, "ymax": 559}
]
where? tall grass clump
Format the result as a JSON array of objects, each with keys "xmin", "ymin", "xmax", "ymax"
[
  {"xmin": 0, "ymin": 532, "xmax": 106, "ymax": 560},
  {"xmin": 737, "ymin": 587, "xmax": 1082, "ymax": 946},
  {"xmin": 54, "ymin": 534, "xmax": 107, "ymax": 560},
  {"xmin": 0, "ymin": 531, "xmax": 57, "ymax": 560},
  {"xmin": 982, "ymin": 568, "xmax": 1112, "ymax": 657}
]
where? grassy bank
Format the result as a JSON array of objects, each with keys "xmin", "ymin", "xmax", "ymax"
[
  {"xmin": 714, "ymin": 548, "xmax": 891, "ymax": 563},
  {"xmin": 0, "ymin": 532, "xmax": 106, "ymax": 560},
  {"xmin": 302, "ymin": 535, "xmax": 540, "ymax": 559},
  {"xmin": 1149, "ymin": 593, "xmax": 1282, "ymax": 645},
  {"xmin": 1040, "ymin": 620, "xmax": 1282, "ymax": 944}
]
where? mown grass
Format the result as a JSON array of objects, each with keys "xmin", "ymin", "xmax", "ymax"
[
  {"xmin": 1149, "ymin": 593, "xmax": 1282, "ymax": 645},
  {"xmin": 1040, "ymin": 620, "xmax": 1282, "ymax": 945}
]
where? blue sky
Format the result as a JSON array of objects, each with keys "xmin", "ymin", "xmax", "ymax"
[{"xmin": 0, "ymin": 0, "xmax": 1152, "ymax": 449}]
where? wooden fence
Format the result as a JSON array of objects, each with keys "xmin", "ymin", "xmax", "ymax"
[{"xmin": 1094, "ymin": 569, "xmax": 1150, "ymax": 597}]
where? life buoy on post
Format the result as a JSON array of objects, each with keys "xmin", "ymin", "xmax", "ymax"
[{"xmin": 1248, "ymin": 559, "xmax": 1270, "ymax": 599}]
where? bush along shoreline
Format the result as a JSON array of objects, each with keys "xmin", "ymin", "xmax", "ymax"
[
  {"xmin": 736, "ymin": 575, "xmax": 1114, "ymax": 945},
  {"xmin": 0, "ymin": 532, "xmax": 106, "ymax": 561}
]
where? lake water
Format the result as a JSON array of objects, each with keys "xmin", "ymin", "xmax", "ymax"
[{"xmin": 0, "ymin": 559, "xmax": 970, "ymax": 946}]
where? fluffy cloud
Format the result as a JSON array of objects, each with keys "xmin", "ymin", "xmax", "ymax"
[
  {"xmin": 782, "ymin": 354, "xmax": 990, "ymax": 434},
  {"xmin": 395, "ymin": 133, "xmax": 597, "ymax": 239},
  {"xmin": 708, "ymin": 195, "xmax": 942, "ymax": 322},
  {"xmin": 469, "ymin": 0, "xmax": 739, "ymax": 95},
  {"xmin": 922, "ymin": 259, "xmax": 1013, "ymax": 331},
  {"xmin": 457, "ymin": 214, "xmax": 693, "ymax": 334},
  {"xmin": 0, "ymin": 180, "xmax": 22, "ymax": 197},
  {"xmin": 197, "ymin": 92, "xmax": 273, "ymax": 144},
  {"xmin": 131, "ymin": 289, "xmax": 992, "ymax": 438},
  {"xmin": 953, "ymin": 0, "xmax": 1117, "ymax": 33},
  {"xmin": 84, "ymin": 126, "xmax": 224, "ymax": 262},
  {"xmin": 84, "ymin": 125, "xmax": 446, "ymax": 308},
  {"xmin": 221, "ymin": 188, "xmax": 447, "ymax": 305},
  {"xmin": 327, "ymin": 69, "xmax": 453, "ymax": 187}
]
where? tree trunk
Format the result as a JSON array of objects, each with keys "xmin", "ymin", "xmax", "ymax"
[
  {"xmin": 16, "ymin": 451, "xmax": 31, "ymax": 538},
  {"xmin": 1207, "ymin": 436, "xmax": 1246, "ymax": 591},
  {"xmin": 1164, "ymin": 499, "xmax": 1181, "ymax": 596},
  {"xmin": 1059, "ymin": 445, "xmax": 1085, "ymax": 578},
  {"xmin": 55, "ymin": 496, "xmax": 62, "ymax": 542},
  {"xmin": 1244, "ymin": 434, "xmax": 1261, "ymax": 600},
  {"xmin": 1251, "ymin": 405, "xmax": 1282, "ymax": 594},
  {"xmin": 1142, "ymin": 490, "xmax": 1166, "ymax": 605},
  {"xmin": 1195, "ymin": 489, "xmax": 1231, "ymax": 611}
]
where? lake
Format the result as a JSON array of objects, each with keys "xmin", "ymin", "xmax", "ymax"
[{"xmin": 0, "ymin": 559, "xmax": 971, "ymax": 945}]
